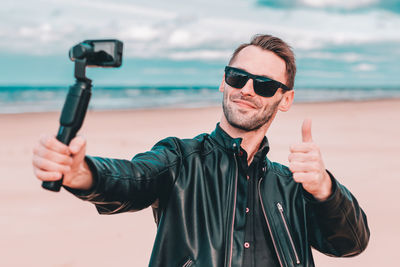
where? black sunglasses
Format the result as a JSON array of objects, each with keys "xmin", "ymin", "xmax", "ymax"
[{"xmin": 224, "ymin": 66, "xmax": 291, "ymax": 97}]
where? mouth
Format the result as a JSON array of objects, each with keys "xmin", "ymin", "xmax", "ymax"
[{"xmin": 233, "ymin": 99, "xmax": 257, "ymax": 109}]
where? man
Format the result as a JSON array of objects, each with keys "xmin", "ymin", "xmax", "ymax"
[{"xmin": 33, "ymin": 34, "xmax": 370, "ymax": 267}]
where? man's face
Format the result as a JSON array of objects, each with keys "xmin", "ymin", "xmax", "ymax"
[{"xmin": 220, "ymin": 45, "xmax": 290, "ymax": 131}]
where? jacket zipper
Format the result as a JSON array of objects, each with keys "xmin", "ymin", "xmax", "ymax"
[
  {"xmin": 182, "ymin": 258, "xmax": 193, "ymax": 267},
  {"xmin": 227, "ymin": 153, "xmax": 239, "ymax": 267},
  {"xmin": 258, "ymin": 178, "xmax": 284, "ymax": 267},
  {"xmin": 277, "ymin": 202, "xmax": 301, "ymax": 265}
]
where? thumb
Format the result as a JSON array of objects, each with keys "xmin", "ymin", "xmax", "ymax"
[
  {"xmin": 69, "ymin": 136, "xmax": 86, "ymax": 157},
  {"xmin": 69, "ymin": 136, "xmax": 86, "ymax": 171},
  {"xmin": 302, "ymin": 118, "xmax": 313, "ymax": 143}
]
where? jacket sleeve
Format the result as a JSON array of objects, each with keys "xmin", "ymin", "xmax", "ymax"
[
  {"xmin": 64, "ymin": 137, "xmax": 182, "ymax": 215},
  {"xmin": 304, "ymin": 171, "xmax": 370, "ymax": 257}
]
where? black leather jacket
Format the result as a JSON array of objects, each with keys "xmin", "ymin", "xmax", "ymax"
[{"xmin": 68, "ymin": 125, "xmax": 370, "ymax": 267}]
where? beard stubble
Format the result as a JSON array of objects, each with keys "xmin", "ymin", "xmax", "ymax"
[{"xmin": 222, "ymin": 91, "xmax": 281, "ymax": 132}]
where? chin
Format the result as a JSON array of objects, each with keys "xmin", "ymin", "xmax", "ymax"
[{"xmin": 228, "ymin": 114, "xmax": 265, "ymax": 131}]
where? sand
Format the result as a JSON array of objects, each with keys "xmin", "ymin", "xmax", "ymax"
[{"xmin": 1, "ymin": 99, "xmax": 399, "ymax": 266}]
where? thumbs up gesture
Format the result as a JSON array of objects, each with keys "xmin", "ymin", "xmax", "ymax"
[{"xmin": 288, "ymin": 119, "xmax": 332, "ymax": 201}]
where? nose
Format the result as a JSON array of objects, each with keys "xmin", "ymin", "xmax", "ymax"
[{"xmin": 240, "ymin": 78, "xmax": 256, "ymax": 96}]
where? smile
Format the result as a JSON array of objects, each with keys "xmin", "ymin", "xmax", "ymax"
[{"xmin": 233, "ymin": 99, "xmax": 257, "ymax": 109}]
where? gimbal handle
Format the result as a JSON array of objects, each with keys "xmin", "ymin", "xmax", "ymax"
[{"xmin": 42, "ymin": 60, "xmax": 92, "ymax": 192}]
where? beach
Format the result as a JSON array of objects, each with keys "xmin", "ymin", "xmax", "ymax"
[{"xmin": 1, "ymin": 99, "xmax": 399, "ymax": 266}]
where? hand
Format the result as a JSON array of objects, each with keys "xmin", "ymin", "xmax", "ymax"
[
  {"xmin": 288, "ymin": 119, "xmax": 332, "ymax": 201},
  {"xmin": 32, "ymin": 135, "xmax": 93, "ymax": 190}
]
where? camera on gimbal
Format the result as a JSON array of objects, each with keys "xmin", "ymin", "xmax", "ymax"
[
  {"xmin": 42, "ymin": 39, "xmax": 123, "ymax": 192},
  {"xmin": 69, "ymin": 39, "xmax": 123, "ymax": 68}
]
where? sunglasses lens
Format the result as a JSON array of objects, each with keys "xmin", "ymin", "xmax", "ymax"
[
  {"xmin": 253, "ymin": 80, "xmax": 279, "ymax": 97},
  {"xmin": 225, "ymin": 69, "xmax": 248, "ymax": 89}
]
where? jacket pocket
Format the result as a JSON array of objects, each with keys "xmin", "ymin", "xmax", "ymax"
[{"xmin": 276, "ymin": 202, "xmax": 301, "ymax": 265}]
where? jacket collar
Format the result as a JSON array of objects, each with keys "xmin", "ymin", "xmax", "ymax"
[{"xmin": 210, "ymin": 123, "xmax": 270, "ymax": 158}]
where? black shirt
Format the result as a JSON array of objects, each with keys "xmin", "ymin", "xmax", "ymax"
[{"xmin": 238, "ymin": 144, "xmax": 280, "ymax": 267}]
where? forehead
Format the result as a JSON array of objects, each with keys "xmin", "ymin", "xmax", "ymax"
[{"xmin": 231, "ymin": 45, "xmax": 287, "ymax": 83}]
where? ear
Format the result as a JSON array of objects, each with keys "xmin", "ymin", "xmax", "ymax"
[
  {"xmin": 278, "ymin": 90, "xmax": 294, "ymax": 112},
  {"xmin": 219, "ymin": 74, "xmax": 225, "ymax": 93}
]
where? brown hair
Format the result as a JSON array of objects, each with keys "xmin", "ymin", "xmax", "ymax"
[{"xmin": 229, "ymin": 34, "xmax": 296, "ymax": 90}]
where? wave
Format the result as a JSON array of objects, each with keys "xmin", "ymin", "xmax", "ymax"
[{"xmin": 0, "ymin": 86, "xmax": 399, "ymax": 114}]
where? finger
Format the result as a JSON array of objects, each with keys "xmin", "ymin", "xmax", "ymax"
[
  {"xmin": 288, "ymin": 152, "xmax": 319, "ymax": 163},
  {"xmin": 289, "ymin": 162, "xmax": 319, "ymax": 173},
  {"xmin": 33, "ymin": 144, "xmax": 73, "ymax": 166},
  {"xmin": 302, "ymin": 118, "xmax": 313, "ymax": 143},
  {"xmin": 32, "ymin": 156, "xmax": 71, "ymax": 173},
  {"xmin": 39, "ymin": 134, "xmax": 70, "ymax": 155},
  {"xmin": 290, "ymin": 143, "xmax": 317, "ymax": 153},
  {"xmin": 33, "ymin": 167, "xmax": 62, "ymax": 181},
  {"xmin": 69, "ymin": 136, "xmax": 86, "ymax": 155}
]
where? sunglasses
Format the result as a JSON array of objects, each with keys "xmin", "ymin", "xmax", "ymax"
[{"xmin": 224, "ymin": 66, "xmax": 291, "ymax": 97}]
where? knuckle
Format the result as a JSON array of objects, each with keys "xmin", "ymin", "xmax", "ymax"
[
  {"xmin": 39, "ymin": 133, "xmax": 48, "ymax": 142},
  {"xmin": 33, "ymin": 167, "xmax": 39, "ymax": 177},
  {"xmin": 32, "ymin": 159, "xmax": 37, "ymax": 169},
  {"xmin": 32, "ymin": 156, "xmax": 38, "ymax": 167},
  {"xmin": 44, "ymin": 136, "xmax": 54, "ymax": 148},
  {"xmin": 34, "ymin": 169, "xmax": 46, "ymax": 180},
  {"xmin": 311, "ymin": 143, "xmax": 317, "ymax": 148},
  {"xmin": 32, "ymin": 157, "xmax": 42, "ymax": 168},
  {"xmin": 40, "ymin": 148, "xmax": 50, "ymax": 158},
  {"xmin": 32, "ymin": 144, "xmax": 39, "ymax": 155},
  {"xmin": 311, "ymin": 155, "xmax": 319, "ymax": 161}
]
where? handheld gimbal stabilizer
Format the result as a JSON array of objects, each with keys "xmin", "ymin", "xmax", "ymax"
[{"xmin": 42, "ymin": 39, "xmax": 123, "ymax": 192}]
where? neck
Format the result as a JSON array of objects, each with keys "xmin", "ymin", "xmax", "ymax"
[{"xmin": 219, "ymin": 116, "xmax": 272, "ymax": 165}]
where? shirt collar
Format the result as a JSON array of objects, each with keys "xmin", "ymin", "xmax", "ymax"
[{"xmin": 210, "ymin": 123, "xmax": 270, "ymax": 157}]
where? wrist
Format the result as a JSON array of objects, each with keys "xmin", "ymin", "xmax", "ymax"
[
  {"xmin": 63, "ymin": 161, "xmax": 94, "ymax": 190},
  {"xmin": 78, "ymin": 161, "xmax": 94, "ymax": 190},
  {"xmin": 313, "ymin": 171, "xmax": 332, "ymax": 201}
]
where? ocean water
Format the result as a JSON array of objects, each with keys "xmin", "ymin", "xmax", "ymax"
[{"xmin": 1, "ymin": 86, "xmax": 400, "ymax": 114}]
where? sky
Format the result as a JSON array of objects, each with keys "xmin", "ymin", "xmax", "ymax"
[{"xmin": 1, "ymin": 0, "xmax": 400, "ymax": 87}]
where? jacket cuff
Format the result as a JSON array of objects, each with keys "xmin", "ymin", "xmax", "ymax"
[{"xmin": 63, "ymin": 156, "xmax": 100, "ymax": 201}]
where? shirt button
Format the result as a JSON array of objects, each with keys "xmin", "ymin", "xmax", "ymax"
[
  {"xmin": 244, "ymin": 242, "xmax": 250, "ymax": 249},
  {"xmin": 246, "ymin": 207, "xmax": 249, "ymax": 213}
]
